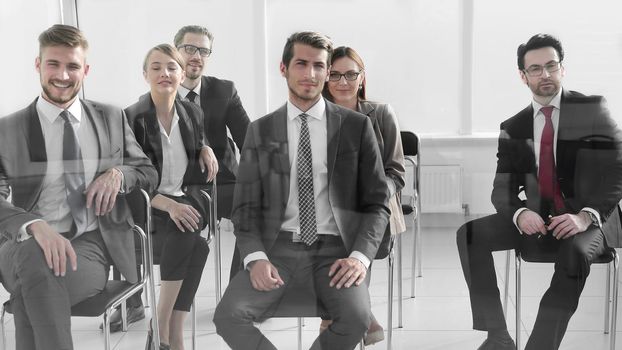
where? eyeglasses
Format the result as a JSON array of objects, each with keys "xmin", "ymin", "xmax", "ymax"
[
  {"xmin": 328, "ymin": 70, "xmax": 363, "ymax": 82},
  {"xmin": 523, "ymin": 61, "xmax": 561, "ymax": 77},
  {"xmin": 177, "ymin": 44, "xmax": 212, "ymax": 57}
]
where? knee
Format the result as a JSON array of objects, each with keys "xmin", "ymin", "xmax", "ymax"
[
  {"xmin": 213, "ymin": 294, "xmax": 245, "ymax": 332},
  {"xmin": 14, "ymin": 241, "xmax": 54, "ymax": 283},
  {"xmin": 559, "ymin": 242, "xmax": 591, "ymax": 277},
  {"xmin": 332, "ymin": 302, "xmax": 371, "ymax": 336}
]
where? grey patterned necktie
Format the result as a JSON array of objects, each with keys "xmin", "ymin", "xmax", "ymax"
[
  {"xmin": 297, "ymin": 114, "xmax": 318, "ymax": 245},
  {"xmin": 186, "ymin": 90, "xmax": 198, "ymax": 104},
  {"xmin": 60, "ymin": 110, "xmax": 87, "ymax": 237}
]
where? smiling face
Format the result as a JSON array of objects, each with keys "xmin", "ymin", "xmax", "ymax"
[
  {"xmin": 36, "ymin": 45, "xmax": 89, "ymax": 109},
  {"xmin": 178, "ymin": 32, "xmax": 211, "ymax": 80},
  {"xmin": 143, "ymin": 50, "xmax": 185, "ymax": 97},
  {"xmin": 327, "ymin": 56, "xmax": 365, "ymax": 107},
  {"xmin": 280, "ymin": 43, "xmax": 329, "ymax": 110},
  {"xmin": 520, "ymin": 46, "xmax": 564, "ymax": 102}
]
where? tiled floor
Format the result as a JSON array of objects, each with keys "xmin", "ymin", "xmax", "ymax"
[{"xmin": 1, "ymin": 215, "xmax": 621, "ymax": 349}]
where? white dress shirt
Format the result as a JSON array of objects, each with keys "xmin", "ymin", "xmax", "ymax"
[
  {"xmin": 19, "ymin": 96, "xmax": 99, "ymax": 240},
  {"xmin": 156, "ymin": 110, "xmax": 188, "ymax": 197},
  {"xmin": 244, "ymin": 98, "xmax": 370, "ymax": 269}
]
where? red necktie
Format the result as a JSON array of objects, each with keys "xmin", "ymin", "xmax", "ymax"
[{"xmin": 538, "ymin": 106, "xmax": 564, "ymax": 212}]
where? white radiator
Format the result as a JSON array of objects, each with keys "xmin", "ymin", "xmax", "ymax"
[{"xmin": 420, "ymin": 165, "xmax": 463, "ymax": 213}]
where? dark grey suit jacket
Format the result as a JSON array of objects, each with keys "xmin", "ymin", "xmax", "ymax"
[
  {"xmin": 232, "ymin": 99, "xmax": 390, "ymax": 262},
  {"xmin": 0, "ymin": 98, "xmax": 158, "ymax": 283},
  {"xmin": 491, "ymin": 89, "xmax": 622, "ymax": 247}
]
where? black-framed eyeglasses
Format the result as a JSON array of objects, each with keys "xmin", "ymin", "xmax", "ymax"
[
  {"xmin": 177, "ymin": 44, "xmax": 212, "ymax": 57},
  {"xmin": 523, "ymin": 61, "xmax": 561, "ymax": 77},
  {"xmin": 328, "ymin": 70, "xmax": 363, "ymax": 82}
]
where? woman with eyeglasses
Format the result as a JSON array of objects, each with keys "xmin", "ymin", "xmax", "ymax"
[
  {"xmin": 322, "ymin": 46, "xmax": 406, "ymax": 346},
  {"xmin": 125, "ymin": 44, "xmax": 210, "ymax": 350}
]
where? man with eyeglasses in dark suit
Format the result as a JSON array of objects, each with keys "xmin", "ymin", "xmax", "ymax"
[{"xmin": 457, "ymin": 33, "xmax": 622, "ymax": 350}]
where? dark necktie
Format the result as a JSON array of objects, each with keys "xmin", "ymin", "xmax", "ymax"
[
  {"xmin": 297, "ymin": 114, "xmax": 318, "ymax": 245},
  {"xmin": 60, "ymin": 110, "xmax": 87, "ymax": 236},
  {"xmin": 538, "ymin": 106, "xmax": 564, "ymax": 212},
  {"xmin": 186, "ymin": 90, "xmax": 198, "ymax": 104}
]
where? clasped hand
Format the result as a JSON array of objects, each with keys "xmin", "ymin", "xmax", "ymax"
[{"xmin": 517, "ymin": 210, "xmax": 591, "ymax": 239}]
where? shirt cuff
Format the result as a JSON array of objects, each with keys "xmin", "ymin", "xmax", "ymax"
[
  {"xmin": 18, "ymin": 219, "xmax": 43, "ymax": 242},
  {"xmin": 244, "ymin": 251, "xmax": 269, "ymax": 270},
  {"xmin": 349, "ymin": 251, "xmax": 371, "ymax": 269},
  {"xmin": 512, "ymin": 208, "xmax": 529, "ymax": 234},
  {"xmin": 581, "ymin": 207, "xmax": 602, "ymax": 227},
  {"xmin": 117, "ymin": 168, "xmax": 126, "ymax": 193}
]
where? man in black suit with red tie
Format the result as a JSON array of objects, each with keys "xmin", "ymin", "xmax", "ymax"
[{"xmin": 457, "ymin": 33, "xmax": 622, "ymax": 350}]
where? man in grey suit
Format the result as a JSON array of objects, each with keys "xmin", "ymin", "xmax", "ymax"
[
  {"xmin": 0, "ymin": 24, "xmax": 157, "ymax": 350},
  {"xmin": 213, "ymin": 32, "xmax": 390, "ymax": 350}
]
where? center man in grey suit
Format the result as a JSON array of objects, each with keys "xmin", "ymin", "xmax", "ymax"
[
  {"xmin": 0, "ymin": 24, "xmax": 157, "ymax": 350},
  {"xmin": 213, "ymin": 32, "xmax": 390, "ymax": 350}
]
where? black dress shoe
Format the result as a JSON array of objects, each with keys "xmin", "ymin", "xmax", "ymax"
[
  {"xmin": 99, "ymin": 305, "xmax": 145, "ymax": 332},
  {"xmin": 477, "ymin": 337, "xmax": 516, "ymax": 350}
]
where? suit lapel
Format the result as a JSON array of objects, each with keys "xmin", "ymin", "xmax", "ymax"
[
  {"xmin": 25, "ymin": 99, "xmax": 47, "ymax": 162},
  {"xmin": 326, "ymin": 101, "xmax": 341, "ymax": 184},
  {"xmin": 143, "ymin": 101, "xmax": 164, "ymax": 178},
  {"xmin": 175, "ymin": 100, "xmax": 196, "ymax": 166},
  {"xmin": 81, "ymin": 100, "xmax": 106, "ymax": 170},
  {"xmin": 273, "ymin": 105, "xmax": 290, "ymax": 212}
]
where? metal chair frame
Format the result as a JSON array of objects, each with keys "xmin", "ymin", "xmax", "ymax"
[
  {"xmin": 401, "ymin": 131, "xmax": 422, "ymax": 298},
  {"xmin": 1, "ymin": 188, "xmax": 154, "ymax": 350},
  {"xmin": 503, "ymin": 248, "xmax": 619, "ymax": 350}
]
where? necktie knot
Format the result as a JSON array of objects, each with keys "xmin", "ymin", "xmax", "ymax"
[
  {"xmin": 299, "ymin": 113, "xmax": 308, "ymax": 123},
  {"xmin": 59, "ymin": 110, "xmax": 72, "ymax": 124},
  {"xmin": 186, "ymin": 90, "xmax": 198, "ymax": 103},
  {"xmin": 540, "ymin": 106, "xmax": 554, "ymax": 119}
]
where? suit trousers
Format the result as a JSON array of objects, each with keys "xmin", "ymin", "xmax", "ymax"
[
  {"xmin": 213, "ymin": 233, "xmax": 372, "ymax": 350},
  {"xmin": 0, "ymin": 229, "xmax": 110, "ymax": 350},
  {"xmin": 456, "ymin": 214, "xmax": 606, "ymax": 350}
]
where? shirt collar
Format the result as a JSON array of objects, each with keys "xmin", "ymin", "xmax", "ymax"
[
  {"xmin": 156, "ymin": 107, "xmax": 181, "ymax": 136},
  {"xmin": 178, "ymin": 79, "xmax": 201, "ymax": 100},
  {"xmin": 37, "ymin": 95, "xmax": 83, "ymax": 124},
  {"xmin": 531, "ymin": 88, "xmax": 563, "ymax": 119},
  {"xmin": 287, "ymin": 98, "xmax": 326, "ymax": 122}
]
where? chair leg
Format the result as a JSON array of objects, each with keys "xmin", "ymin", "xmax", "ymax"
[
  {"xmin": 1, "ymin": 303, "xmax": 6, "ymax": 350},
  {"xmin": 503, "ymin": 250, "xmax": 510, "ymax": 317},
  {"xmin": 192, "ymin": 299, "xmax": 197, "ymax": 350},
  {"xmin": 387, "ymin": 241, "xmax": 394, "ymax": 350},
  {"xmin": 410, "ymin": 214, "xmax": 417, "ymax": 298},
  {"xmin": 103, "ymin": 308, "xmax": 112, "ymax": 350},
  {"xmin": 416, "ymin": 212, "xmax": 422, "ymax": 278},
  {"xmin": 605, "ymin": 261, "xmax": 612, "ymax": 334},
  {"xmin": 610, "ymin": 252, "xmax": 619, "ymax": 350},
  {"xmin": 397, "ymin": 233, "xmax": 403, "ymax": 328},
  {"xmin": 297, "ymin": 317, "xmax": 303, "ymax": 350},
  {"xmin": 515, "ymin": 253, "xmax": 521, "ymax": 350},
  {"xmin": 214, "ymin": 219, "xmax": 222, "ymax": 304}
]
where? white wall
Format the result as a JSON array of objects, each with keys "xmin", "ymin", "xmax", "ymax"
[
  {"xmin": 0, "ymin": 0, "xmax": 61, "ymax": 116},
  {"xmin": 2, "ymin": 0, "xmax": 622, "ymax": 215}
]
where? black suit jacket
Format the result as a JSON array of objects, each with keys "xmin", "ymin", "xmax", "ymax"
[
  {"xmin": 125, "ymin": 93, "xmax": 209, "ymax": 222},
  {"xmin": 232, "ymin": 99, "xmax": 391, "ymax": 262},
  {"xmin": 198, "ymin": 76, "xmax": 250, "ymax": 184},
  {"xmin": 0, "ymin": 98, "xmax": 158, "ymax": 282},
  {"xmin": 491, "ymin": 89, "xmax": 622, "ymax": 247}
]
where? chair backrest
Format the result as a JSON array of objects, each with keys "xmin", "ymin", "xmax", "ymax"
[{"xmin": 401, "ymin": 131, "xmax": 419, "ymax": 157}]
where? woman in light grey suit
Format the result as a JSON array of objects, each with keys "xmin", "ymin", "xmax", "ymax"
[{"xmin": 322, "ymin": 46, "xmax": 406, "ymax": 346}]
